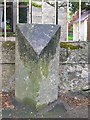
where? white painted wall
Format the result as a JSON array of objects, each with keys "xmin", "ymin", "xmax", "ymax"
[
  {"xmin": 83, "ymin": 19, "xmax": 87, "ymax": 41},
  {"xmin": 73, "ymin": 19, "xmax": 87, "ymax": 41},
  {"xmin": 73, "ymin": 23, "xmax": 79, "ymax": 41}
]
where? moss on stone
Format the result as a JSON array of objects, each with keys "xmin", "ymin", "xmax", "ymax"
[
  {"xmin": 23, "ymin": 97, "xmax": 37, "ymax": 109},
  {"xmin": 2, "ymin": 41, "xmax": 15, "ymax": 50},
  {"xmin": 39, "ymin": 58, "xmax": 49, "ymax": 79},
  {"xmin": 32, "ymin": 2, "xmax": 42, "ymax": 8},
  {"xmin": 60, "ymin": 42, "xmax": 83, "ymax": 50},
  {"xmin": 36, "ymin": 103, "xmax": 48, "ymax": 111}
]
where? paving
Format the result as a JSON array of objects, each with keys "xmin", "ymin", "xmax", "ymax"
[{"xmin": 1, "ymin": 90, "xmax": 90, "ymax": 119}]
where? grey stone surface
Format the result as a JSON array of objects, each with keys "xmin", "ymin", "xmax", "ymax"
[
  {"xmin": 60, "ymin": 41, "xmax": 89, "ymax": 64},
  {"xmin": 59, "ymin": 63, "xmax": 88, "ymax": 92},
  {"xmin": 59, "ymin": 41, "xmax": 89, "ymax": 92},
  {"xmin": 1, "ymin": 40, "xmax": 89, "ymax": 94},
  {"xmin": 0, "ymin": 41, "xmax": 15, "ymax": 92},
  {"xmin": 2, "ymin": 64, "xmax": 15, "ymax": 92},
  {"xmin": 15, "ymin": 24, "xmax": 61, "ymax": 110},
  {"xmin": 66, "ymin": 42, "xmax": 88, "ymax": 64},
  {"xmin": 16, "ymin": 24, "xmax": 60, "ymax": 55},
  {"xmin": 1, "ymin": 41, "xmax": 15, "ymax": 63},
  {"xmin": 2, "ymin": 92, "xmax": 89, "ymax": 118},
  {"xmin": 28, "ymin": 2, "xmax": 67, "ymax": 41},
  {"xmin": 63, "ymin": 106, "xmax": 88, "ymax": 118}
]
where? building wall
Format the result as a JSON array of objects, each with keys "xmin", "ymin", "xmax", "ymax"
[
  {"xmin": 73, "ymin": 19, "xmax": 87, "ymax": 41},
  {"xmin": 81, "ymin": 19, "xmax": 87, "ymax": 41},
  {"xmin": 73, "ymin": 23, "xmax": 79, "ymax": 41}
]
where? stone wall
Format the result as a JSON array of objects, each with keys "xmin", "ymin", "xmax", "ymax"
[
  {"xmin": 0, "ymin": 40, "xmax": 89, "ymax": 94},
  {"xmin": 0, "ymin": 41, "xmax": 15, "ymax": 92},
  {"xmin": 59, "ymin": 41, "xmax": 89, "ymax": 92}
]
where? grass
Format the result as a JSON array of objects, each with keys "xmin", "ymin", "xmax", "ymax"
[{"xmin": 68, "ymin": 34, "xmax": 73, "ymax": 41}]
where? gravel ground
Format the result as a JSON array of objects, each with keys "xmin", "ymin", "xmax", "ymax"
[{"xmin": 1, "ymin": 91, "xmax": 90, "ymax": 119}]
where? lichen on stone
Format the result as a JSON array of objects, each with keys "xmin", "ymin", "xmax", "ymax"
[
  {"xmin": 60, "ymin": 42, "xmax": 83, "ymax": 50},
  {"xmin": 2, "ymin": 41, "xmax": 15, "ymax": 50}
]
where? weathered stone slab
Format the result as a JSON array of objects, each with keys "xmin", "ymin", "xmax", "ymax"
[
  {"xmin": 59, "ymin": 42, "xmax": 89, "ymax": 93},
  {"xmin": 15, "ymin": 24, "xmax": 61, "ymax": 110},
  {"xmin": 0, "ymin": 41, "xmax": 15, "ymax": 92},
  {"xmin": 1, "ymin": 41, "xmax": 15, "ymax": 63},
  {"xmin": 59, "ymin": 63, "xmax": 88, "ymax": 92},
  {"xmin": 60, "ymin": 42, "xmax": 88, "ymax": 64}
]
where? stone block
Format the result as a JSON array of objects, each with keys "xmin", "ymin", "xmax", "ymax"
[
  {"xmin": 59, "ymin": 63, "xmax": 88, "ymax": 92},
  {"xmin": 0, "ymin": 41, "xmax": 15, "ymax": 64},
  {"xmin": 15, "ymin": 24, "xmax": 61, "ymax": 110},
  {"xmin": 2, "ymin": 64, "xmax": 15, "ymax": 92},
  {"xmin": 59, "ymin": 42, "xmax": 89, "ymax": 93},
  {"xmin": 60, "ymin": 42, "xmax": 89, "ymax": 64},
  {"xmin": 0, "ymin": 41, "xmax": 15, "ymax": 92}
]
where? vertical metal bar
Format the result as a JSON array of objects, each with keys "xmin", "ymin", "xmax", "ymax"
[
  {"xmin": 17, "ymin": 0, "xmax": 19, "ymax": 24},
  {"xmin": 0, "ymin": 4, "xmax": 3, "ymax": 35},
  {"xmin": 4, "ymin": 0, "xmax": 6, "ymax": 41},
  {"xmin": 29, "ymin": 0, "xmax": 32, "ymax": 24},
  {"xmin": 31, "ymin": 0, "xmax": 32, "ymax": 23},
  {"xmin": 55, "ymin": 0, "xmax": 58, "ymax": 25},
  {"xmin": 67, "ymin": 0, "xmax": 69, "ymax": 41},
  {"xmin": 79, "ymin": 0, "xmax": 81, "ymax": 41},
  {"xmin": 42, "ymin": 0, "xmax": 44, "ymax": 24}
]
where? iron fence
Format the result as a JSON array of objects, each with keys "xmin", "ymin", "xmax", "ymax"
[{"xmin": 0, "ymin": 0, "xmax": 89, "ymax": 41}]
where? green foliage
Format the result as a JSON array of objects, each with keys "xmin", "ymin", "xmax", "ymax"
[
  {"xmin": 60, "ymin": 42, "xmax": 83, "ymax": 50},
  {"xmin": 69, "ymin": 2, "xmax": 90, "ymax": 14},
  {"xmin": 69, "ymin": 2, "xmax": 79, "ymax": 14},
  {"xmin": 32, "ymin": 2, "xmax": 42, "ymax": 8},
  {"xmin": 68, "ymin": 33, "xmax": 73, "ymax": 40},
  {"xmin": 68, "ymin": 35, "xmax": 73, "ymax": 41}
]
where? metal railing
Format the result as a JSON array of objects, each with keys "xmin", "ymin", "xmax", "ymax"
[
  {"xmin": 0, "ymin": 0, "xmax": 89, "ymax": 41},
  {"xmin": 1, "ymin": 0, "xmax": 59, "ymax": 41}
]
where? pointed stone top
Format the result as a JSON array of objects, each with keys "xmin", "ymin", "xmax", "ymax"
[{"xmin": 17, "ymin": 24, "xmax": 61, "ymax": 55}]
